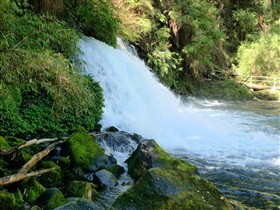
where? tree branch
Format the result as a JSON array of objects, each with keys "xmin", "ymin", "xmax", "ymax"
[
  {"xmin": 18, "ymin": 141, "xmax": 60, "ymax": 174},
  {"xmin": 0, "ymin": 168, "xmax": 55, "ymax": 187},
  {"xmin": 0, "ymin": 138, "xmax": 58, "ymax": 156}
]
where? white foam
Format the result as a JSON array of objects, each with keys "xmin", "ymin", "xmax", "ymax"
[{"xmin": 79, "ymin": 37, "xmax": 280, "ymax": 169}]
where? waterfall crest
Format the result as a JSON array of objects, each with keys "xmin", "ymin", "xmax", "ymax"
[{"xmin": 78, "ymin": 37, "xmax": 280, "ymax": 169}]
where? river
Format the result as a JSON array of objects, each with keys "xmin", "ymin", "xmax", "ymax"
[{"xmin": 79, "ymin": 37, "xmax": 280, "ymax": 209}]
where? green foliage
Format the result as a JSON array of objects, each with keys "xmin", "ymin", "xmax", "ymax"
[
  {"xmin": 0, "ymin": 1, "xmax": 104, "ymax": 136},
  {"xmin": 196, "ymin": 79, "xmax": 255, "ymax": 100},
  {"xmin": 0, "ymin": 191, "xmax": 16, "ymax": 210},
  {"xmin": 236, "ymin": 20, "xmax": 280, "ymax": 78},
  {"xmin": 64, "ymin": 0, "xmax": 120, "ymax": 46},
  {"xmin": 232, "ymin": 9, "xmax": 258, "ymax": 41}
]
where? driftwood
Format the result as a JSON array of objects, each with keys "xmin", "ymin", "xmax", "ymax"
[
  {"xmin": 0, "ymin": 140, "xmax": 60, "ymax": 186},
  {"xmin": 0, "ymin": 168, "xmax": 55, "ymax": 187},
  {"xmin": 18, "ymin": 141, "xmax": 59, "ymax": 173},
  {"xmin": 0, "ymin": 138, "xmax": 58, "ymax": 155},
  {"xmin": 242, "ymin": 82, "xmax": 269, "ymax": 91}
]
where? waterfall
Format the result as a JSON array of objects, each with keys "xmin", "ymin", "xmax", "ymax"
[{"xmin": 78, "ymin": 37, "xmax": 280, "ymax": 169}]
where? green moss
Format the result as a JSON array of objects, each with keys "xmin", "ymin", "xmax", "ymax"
[
  {"xmin": 57, "ymin": 156, "xmax": 71, "ymax": 170},
  {"xmin": 126, "ymin": 140, "xmax": 197, "ymax": 180},
  {"xmin": 21, "ymin": 179, "xmax": 46, "ymax": 205},
  {"xmin": 64, "ymin": 128, "xmax": 104, "ymax": 171},
  {"xmin": 66, "ymin": 181, "xmax": 99, "ymax": 201},
  {"xmin": 111, "ymin": 168, "xmax": 232, "ymax": 210},
  {"xmin": 0, "ymin": 136, "xmax": 10, "ymax": 151},
  {"xmin": 37, "ymin": 188, "xmax": 66, "ymax": 210},
  {"xmin": 14, "ymin": 189, "xmax": 24, "ymax": 205},
  {"xmin": 37, "ymin": 161, "xmax": 62, "ymax": 187},
  {"xmin": 0, "ymin": 191, "xmax": 16, "ymax": 210}
]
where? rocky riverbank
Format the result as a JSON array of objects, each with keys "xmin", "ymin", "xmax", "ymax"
[{"xmin": 0, "ymin": 128, "xmax": 233, "ymax": 210}]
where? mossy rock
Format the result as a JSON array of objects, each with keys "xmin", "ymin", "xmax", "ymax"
[
  {"xmin": 57, "ymin": 157, "xmax": 71, "ymax": 171},
  {"xmin": 37, "ymin": 161, "xmax": 62, "ymax": 187},
  {"xmin": 105, "ymin": 164, "xmax": 125, "ymax": 179},
  {"xmin": 0, "ymin": 191, "xmax": 16, "ymax": 210},
  {"xmin": 20, "ymin": 178, "xmax": 46, "ymax": 205},
  {"xmin": 62, "ymin": 128, "xmax": 104, "ymax": 172},
  {"xmin": 37, "ymin": 188, "xmax": 66, "ymax": 210},
  {"xmin": 65, "ymin": 181, "xmax": 99, "ymax": 201},
  {"xmin": 111, "ymin": 168, "xmax": 233, "ymax": 210},
  {"xmin": 126, "ymin": 139, "xmax": 198, "ymax": 181}
]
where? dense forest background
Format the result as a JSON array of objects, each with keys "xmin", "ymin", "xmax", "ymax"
[{"xmin": 0, "ymin": 0, "xmax": 279, "ymax": 136}]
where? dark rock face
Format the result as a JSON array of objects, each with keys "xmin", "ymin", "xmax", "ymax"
[
  {"xmin": 111, "ymin": 139, "xmax": 233, "ymax": 210},
  {"xmin": 94, "ymin": 131, "xmax": 143, "ymax": 154},
  {"xmin": 126, "ymin": 139, "xmax": 198, "ymax": 181}
]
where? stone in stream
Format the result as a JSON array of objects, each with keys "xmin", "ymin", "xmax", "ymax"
[
  {"xmin": 111, "ymin": 139, "xmax": 233, "ymax": 210},
  {"xmin": 95, "ymin": 169, "xmax": 118, "ymax": 188}
]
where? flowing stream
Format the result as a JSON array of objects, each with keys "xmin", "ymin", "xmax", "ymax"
[{"xmin": 79, "ymin": 37, "xmax": 280, "ymax": 209}]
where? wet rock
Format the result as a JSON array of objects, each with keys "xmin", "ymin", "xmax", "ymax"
[
  {"xmin": 94, "ymin": 131, "xmax": 143, "ymax": 154},
  {"xmin": 111, "ymin": 139, "xmax": 233, "ymax": 210},
  {"xmin": 105, "ymin": 126, "xmax": 119, "ymax": 132},
  {"xmin": 111, "ymin": 168, "xmax": 233, "ymax": 210},
  {"xmin": 95, "ymin": 169, "xmax": 118, "ymax": 188},
  {"xmin": 65, "ymin": 181, "xmax": 99, "ymax": 201},
  {"xmin": 105, "ymin": 164, "xmax": 125, "ymax": 179},
  {"xmin": 91, "ymin": 154, "xmax": 117, "ymax": 171},
  {"xmin": 126, "ymin": 139, "xmax": 198, "ymax": 181}
]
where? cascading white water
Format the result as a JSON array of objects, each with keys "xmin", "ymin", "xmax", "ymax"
[{"xmin": 78, "ymin": 36, "xmax": 280, "ymax": 170}]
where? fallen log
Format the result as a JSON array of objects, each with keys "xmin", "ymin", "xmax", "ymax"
[
  {"xmin": 0, "ymin": 138, "xmax": 58, "ymax": 156},
  {"xmin": 18, "ymin": 141, "xmax": 59, "ymax": 173},
  {"xmin": 241, "ymin": 82, "xmax": 269, "ymax": 91},
  {"xmin": 0, "ymin": 168, "xmax": 55, "ymax": 187},
  {"xmin": 0, "ymin": 141, "xmax": 60, "ymax": 186}
]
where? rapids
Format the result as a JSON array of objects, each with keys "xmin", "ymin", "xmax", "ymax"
[{"xmin": 78, "ymin": 37, "xmax": 280, "ymax": 208}]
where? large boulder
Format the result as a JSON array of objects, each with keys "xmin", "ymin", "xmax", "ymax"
[
  {"xmin": 111, "ymin": 168, "xmax": 233, "ymax": 210},
  {"xmin": 111, "ymin": 139, "xmax": 233, "ymax": 210},
  {"xmin": 61, "ymin": 128, "xmax": 105, "ymax": 172},
  {"xmin": 126, "ymin": 139, "xmax": 198, "ymax": 180}
]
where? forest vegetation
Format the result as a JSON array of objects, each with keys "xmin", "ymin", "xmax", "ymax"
[
  {"xmin": 0, "ymin": 1, "xmax": 279, "ymax": 209},
  {"xmin": 0, "ymin": 0, "xmax": 279, "ymax": 135}
]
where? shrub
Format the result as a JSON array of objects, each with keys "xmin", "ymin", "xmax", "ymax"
[{"xmin": 0, "ymin": 1, "xmax": 104, "ymax": 136}]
